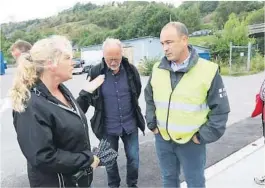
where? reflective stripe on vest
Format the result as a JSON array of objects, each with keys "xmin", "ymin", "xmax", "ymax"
[
  {"xmin": 151, "ymin": 58, "xmax": 218, "ymax": 144},
  {"xmin": 154, "ymin": 101, "xmax": 209, "ymax": 112},
  {"xmin": 157, "ymin": 120, "xmax": 201, "ymax": 133}
]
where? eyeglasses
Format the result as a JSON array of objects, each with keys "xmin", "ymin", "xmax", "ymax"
[{"xmin": 105, "ymin": 58, "xmax": 121, "ymax": 63}]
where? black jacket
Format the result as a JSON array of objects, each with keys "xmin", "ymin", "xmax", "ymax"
[
  {"xmin": 13, "ymin": 80, "xmax": 94, "ymax": 187},
  {"xmin": 77, "ymin": 57, "xmax": 145, "ymax": 139}
]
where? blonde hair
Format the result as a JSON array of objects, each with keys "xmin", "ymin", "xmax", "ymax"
[{"xmin": 9, "ymin": 35, "xmax": 72, "ymax": 112}]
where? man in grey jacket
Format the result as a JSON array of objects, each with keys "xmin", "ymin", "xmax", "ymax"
[{"xmin": 144, "ymin": 22, "xmax": 230, "ymax": 188}]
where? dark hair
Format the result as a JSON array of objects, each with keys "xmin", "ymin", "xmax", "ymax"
[
  {"xmin": 10, "ymin": 40, "xmax": 32, "ymax": 53},
  {"xmin": 163, "ymin": 22, "xmax": 189, "ymax": 36}
]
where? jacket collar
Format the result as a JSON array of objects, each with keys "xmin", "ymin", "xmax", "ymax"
[{"xmin": 32, "ymin": 79, "xmax": 72, "ymax": 104}]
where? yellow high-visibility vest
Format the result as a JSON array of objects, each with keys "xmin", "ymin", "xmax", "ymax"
[{"xmin": 151, "ymin": 58, "xmax": 218, "ymax": 144}]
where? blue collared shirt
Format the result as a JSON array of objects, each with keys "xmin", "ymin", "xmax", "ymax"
[
  {"xmin": 171, "ymin": 53, "xmax": 191, "ymax": 72},
  {"xmin": 101, "ymin": 64, "xmax": 137, "ymax": 136}
]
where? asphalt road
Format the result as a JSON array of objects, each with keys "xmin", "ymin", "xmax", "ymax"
[{"xmin": 0, "ymin": 68, "xmax": 264, "ymax": 187}]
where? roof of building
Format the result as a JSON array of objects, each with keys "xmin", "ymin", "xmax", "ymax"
[
  {"xmin": 81, "ymin": 36, "xmax": 157, "ymax": 51},
  {"xmin": 81, "ymin": 36, "xmax": 210, "ymax": 51}
]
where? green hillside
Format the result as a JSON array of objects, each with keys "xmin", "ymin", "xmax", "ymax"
[{"xmin": 1, "ymin": 1, "xmax": 264, "ymax": 63}]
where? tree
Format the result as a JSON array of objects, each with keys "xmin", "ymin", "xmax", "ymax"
[
  {"xmin": 199, "ymin": 1, "xmax": 219, "ymax": 15},
  {"xmin": 211, "ymin": 13, "xmax": 255, "ymax": 61},
  {"xmin": 223, "ymin": 13, "xmax": 252, "ymax": 45},
  {"xmin": 147, "ymin": 8, "xmax": 176, "ymax": 37},
  {"xmin": 2, "ymin": 0, "xmax": 263, "ymax": 57},
  {"xmin": 176, "ymin": 4, "xmax": 201, "ymax": 33},
  {"xmin": 246, "ymin": 7, "xmax": 265, "ymax": 25},
  {"xmin": 1, "ymin": 31, "xmax": 13, "ymax": 63},
  {"xmin": 214, "ymin": 1, "xmax": 264, "ymax": 29},
  {"xmin": 178, "ymin": 1, "xmax": 198, "ymax": 10},
  {"xmin": 11, "ymin": 30, "xmax": 26, "ymax": 42}
]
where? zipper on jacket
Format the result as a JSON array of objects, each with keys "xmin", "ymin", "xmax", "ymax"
[
  {"xmin": 48, "ymin": 100, "xmax": 90, "ymax": 146},
  {"xmin": 165, "ymin": 91, "xmax": 181, "ymax": 141},
  {"xmin": 70, "ymin": 98, "xmax": 91, "ymax": 146}
]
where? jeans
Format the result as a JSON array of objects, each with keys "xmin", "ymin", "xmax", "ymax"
[
  {"xmin": 155, "ymin": 133, "xmax": 206, "ymax": 188},
  {"xmin": 105, "ymin": 130, "xmax": 139, "ymax": 187}
]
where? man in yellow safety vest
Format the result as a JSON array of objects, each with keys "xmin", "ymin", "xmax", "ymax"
[{"xmin": 144, "ymin": 22, "xmax": 230, "ymax": 188}]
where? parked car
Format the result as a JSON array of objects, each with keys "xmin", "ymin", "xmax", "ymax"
[
  {"xmin": 72, "ymin": 58, "xmax": 84, "ymax": 75},
  {"xmin": 189, "ymin": 29, "xmax": 212, "ymax": 37},
  {"xmin": 82, "ymin": 64, "xmax": 93, "ymax": 74}
]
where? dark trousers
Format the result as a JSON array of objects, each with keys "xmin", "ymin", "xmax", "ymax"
[
  {"xmin": 155, "ymin": 133, "xmax": 206, "ymax": 188},
  {"xmin": 105, "ymin": 130, "xmax": 139, "ymax": 188}
]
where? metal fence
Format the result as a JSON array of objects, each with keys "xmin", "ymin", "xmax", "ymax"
[{"xmin": 229, "ymin": 42, "xmax": 258, "ymax": 74}]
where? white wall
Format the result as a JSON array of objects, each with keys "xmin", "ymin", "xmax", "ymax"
[{"xmin": 81, "ymin": 50, "xmax": 102, "ymax": 65}]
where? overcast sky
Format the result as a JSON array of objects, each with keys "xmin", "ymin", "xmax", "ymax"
[{"xmin": 0, "ymin": 0, "xmax": 182, "ymax": 24}]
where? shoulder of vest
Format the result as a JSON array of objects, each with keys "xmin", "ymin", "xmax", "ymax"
[
  {"xmin": 197, "ymin": 58, "xmax": 218, "ymax": 70},
  {"xmin": 153, "ymin": 61, "xmax": 161, "ymax": 69}
]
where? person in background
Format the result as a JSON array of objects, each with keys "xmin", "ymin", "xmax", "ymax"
[
  {"xmin": 0, "ymin": 41, "xmax": 32, "ymax": 113},
  {"xmin": 10, "ymin": 39, "xmax": 32, "ymax": 60},
  {"xmin": 10, "ymin": 35, "xmax": 105, "ymax": 187}
]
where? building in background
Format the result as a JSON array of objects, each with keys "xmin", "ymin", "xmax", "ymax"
[
  {"xmin": 81, "ymin": 36, "xmax": 211, "ymax": 66},
  {"xmin": 81, "ymin": 36, "xmax": 163, "ymax": 67}
]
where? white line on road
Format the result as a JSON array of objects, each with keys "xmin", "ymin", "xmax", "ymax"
[
  {"xmin": 180, "ymin": 137, "xmax": 264, "ymax": 188},
  {"xmin": 0, "ymin": 97, "xmax": 12, "ymax": 114}
]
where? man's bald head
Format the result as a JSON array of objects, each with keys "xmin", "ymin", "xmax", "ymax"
[{"xmin": 162, "ymin": 22, "xmax": 189, "ymax": 37}]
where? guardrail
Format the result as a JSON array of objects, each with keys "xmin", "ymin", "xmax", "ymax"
[{"xmin": 248, "ymin": 23, "xmax": 265, "ymax": 35}]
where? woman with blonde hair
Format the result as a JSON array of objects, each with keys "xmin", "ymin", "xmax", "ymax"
[{"xmin": 10, "ymin": 35, "xmax": 104, "ymax": 187}]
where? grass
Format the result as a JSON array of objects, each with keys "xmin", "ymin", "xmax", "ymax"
[
  {"xmin": 218, "ymin": 53, "xmax": 265, "ymax": 76},
  {"xmin": 188, "ymin": 35, "xmax": 264, "ymax": 76},
  {"xmin": 189, "ymin": 35, "xmax": 217, "ymax": 48}
]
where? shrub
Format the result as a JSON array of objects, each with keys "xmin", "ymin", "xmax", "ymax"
[
  {"xmin": 216, "ymin": 52, "xmax": 264, "ymax": 76},
  {"xmin": 251, "ymin": 52, "xmax": 265, "ymax": 72},
  {"xmin": 137, "ymin": 56, "xmax": 161, "ymax": 76}
]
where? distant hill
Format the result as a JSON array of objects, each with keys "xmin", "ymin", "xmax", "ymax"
[{"xmin": 1, "ymin": 1, "xmax": 264, "ymax": 62}]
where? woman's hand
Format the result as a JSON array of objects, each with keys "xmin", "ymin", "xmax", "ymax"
[
  {"xmin": 84, "ymin": 75, "xmax": 105, "ymax": 93},
  {"xmin": 90, "ymin": 155, "xmax": 100, "ymax": 170}
]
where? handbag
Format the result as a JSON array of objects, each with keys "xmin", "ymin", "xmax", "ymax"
[
  {"xmin": 71, "ymin": 167, "xmax": 93, "ymax": 187},
  {"xmin": 251, "ymin": 93, "xmax": 263, "ymax": 117}
]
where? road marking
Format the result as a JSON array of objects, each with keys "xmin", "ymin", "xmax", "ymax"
[
  {"xmin": 180, "ymin": 137, "xmax": 264, "ymax": 187},
  {"xmin": 0, "ymin": 97, "xmax": 12, "ymax": 114}
]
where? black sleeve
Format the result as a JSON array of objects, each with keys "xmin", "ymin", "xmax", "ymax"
[
  {"xmin": 76, "ymin": 90, "xmax": 94, "ymax": 113},
  {"xmin": 13, "ymin": 106, "xmax": 94, "ymax": 174},
  {"xmin": 144, "ymin": 74, "xmax": 157, "ymax": 130},
  {"xmin": 198, "ymin": 71, "xmax": 230, "ymax": 144},
  {"xmin": 131, "ymin": 64, "xmax": 142, "ymax": 98}
]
